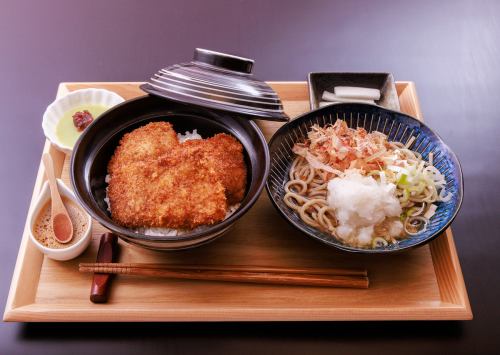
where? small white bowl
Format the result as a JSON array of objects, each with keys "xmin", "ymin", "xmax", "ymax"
[
  {"xmin": 29, "ymin": 179, "xmax": 92, "ymax": 261},
  {"xmin": 42, "ymin": 88, "xmax": 125, "ymax": 154}
]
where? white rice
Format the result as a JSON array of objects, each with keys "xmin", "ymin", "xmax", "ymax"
[
  {"xmin": 104, "ymin": 130, "xmax": 240, "ymax": 237},
  {"xmin": 177, "ymin": 129, "xmax": 202, "ymax": 143}
]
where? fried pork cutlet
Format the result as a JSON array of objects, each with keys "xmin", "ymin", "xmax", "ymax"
[
  {"xmin": 107, "ymin": 122, "xmax": 228, "ymax": 229},
  {"xmin": 181, "ymin": 133, "xmax": 247, "ymax": 205},
  {"xmin": 108, "ymin": 121, "xmax": 179, "ymax": 174},
  {"xmin": 155, "ymin": 148, "xmax": 227, "ymax": 229}
]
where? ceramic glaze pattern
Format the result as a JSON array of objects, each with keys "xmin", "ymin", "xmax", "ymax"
[
  {"xmin": 141, "ymin": 48, "xmax": 289, "ymax": 121},
  {"xmin": 266, "ymin": 103, "xmax": 463, "ymax": 253}
]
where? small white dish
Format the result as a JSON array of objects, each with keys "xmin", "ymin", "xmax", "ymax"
[
  {"xmin": 42, "ymin": 88, "xmax": 125, "ymax": 154},
  {"xmin": 29, "ymin": 179, "xmax": 92, "ymax": 261}
]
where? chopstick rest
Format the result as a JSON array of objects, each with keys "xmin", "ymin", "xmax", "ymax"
[{"xmin": 90, "ymin": 233, "xmax": 119, "ymax": 303}]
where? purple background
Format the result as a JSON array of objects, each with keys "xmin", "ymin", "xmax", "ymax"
[{"xmin": 1, "ymin": 0, "xmax": 499, "ymax": 354}]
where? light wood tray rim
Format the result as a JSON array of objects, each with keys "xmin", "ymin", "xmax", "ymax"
[{"xmin": 3, "ymin": 81, "xmax": 472, "ymax": 322}]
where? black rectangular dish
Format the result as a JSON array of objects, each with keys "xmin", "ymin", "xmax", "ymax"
[{"xmin": 308, "ymin": 72, "xmax": 400, "ymax": 111}]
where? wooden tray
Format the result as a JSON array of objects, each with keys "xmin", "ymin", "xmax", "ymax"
[{"xmin": 3, "ymin": 81, "xmax": 472, "ymax": 322}]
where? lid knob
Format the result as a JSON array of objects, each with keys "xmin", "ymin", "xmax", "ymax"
[{"xmin": 194, "ymin": 48, "xmax": 254, "ymax": 74}]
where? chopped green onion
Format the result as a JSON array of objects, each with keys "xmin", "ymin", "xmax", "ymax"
[{"xmin": 397, "ymin": 173, "xmax": 408, "ymax": 186}]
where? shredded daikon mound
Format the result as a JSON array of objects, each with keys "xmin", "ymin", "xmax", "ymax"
[{"xmin": 327, "ymin": 170, "xmax": 403, "ymax": 247}]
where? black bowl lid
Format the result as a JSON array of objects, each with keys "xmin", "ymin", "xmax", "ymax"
[{"xmin": 140, "ymin": 48, "xmax": 289, "ymax": 122}]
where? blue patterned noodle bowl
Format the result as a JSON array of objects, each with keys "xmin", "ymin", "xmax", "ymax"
[{"xmin": 266, "ymin": 103, "xmax": 463, "ymax": 253}]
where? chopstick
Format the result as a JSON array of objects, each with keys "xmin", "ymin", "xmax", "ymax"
[
  {"xmin": 79, "ymin": 263, "xmax": 369, "ymax": 289},
  {"xmin": 80, "ymin": 263, "xmax": 368, "ymax": 277}
]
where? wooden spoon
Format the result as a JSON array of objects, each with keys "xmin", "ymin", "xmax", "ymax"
[{"xmin": 42, "ymin": 153, "xmax": 73, "ymax": 243}]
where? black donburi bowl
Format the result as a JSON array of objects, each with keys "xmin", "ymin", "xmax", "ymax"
[{"xmin": 71, "ymin": 95, "xmax": 269, "ymax": 250}]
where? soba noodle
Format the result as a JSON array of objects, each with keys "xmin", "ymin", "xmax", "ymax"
[{"xmin": 284, "ymin": 121, "xmax": 451, "ymax": 248}]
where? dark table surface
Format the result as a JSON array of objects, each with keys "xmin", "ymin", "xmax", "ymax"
[{"xmin": 1, "ymin": 0, "xmax": 499, "ymax": 354}]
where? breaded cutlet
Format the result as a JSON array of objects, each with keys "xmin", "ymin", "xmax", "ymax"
[
  {"xmin": 107, "ymin": 122, "xmax": 228, "ymax": 229},
  {"xmin": 181, "ymin": 133, "xmax": 247, "ymax": 205},
  {"xmin": 108, "ymin": 121, "xmax": 179, "ymax": 175},
  {"xmin": 156, "ymin": 148, "xmax": 227, "ymax": 229}
]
